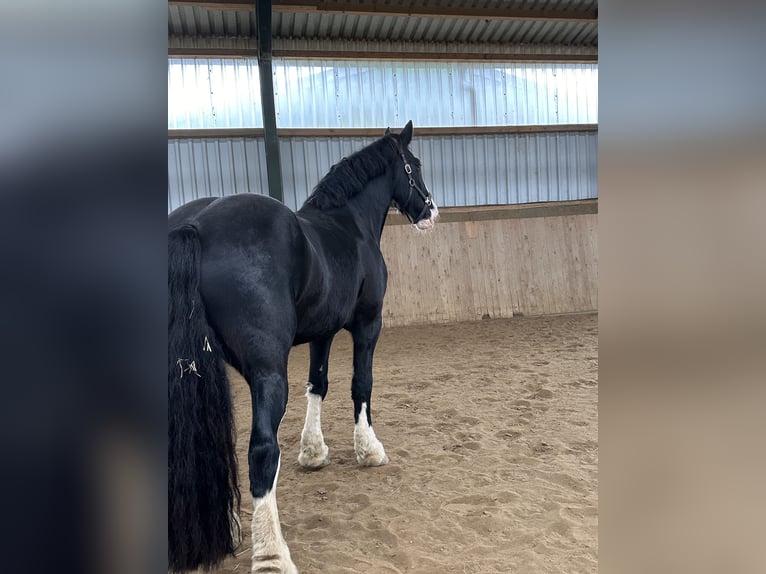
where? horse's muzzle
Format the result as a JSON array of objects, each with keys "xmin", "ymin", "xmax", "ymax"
[{"xmin": 415, "ymin": 201, "xmax": 439, "ymax": 231}]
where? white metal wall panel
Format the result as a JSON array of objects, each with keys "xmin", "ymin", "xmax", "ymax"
[
  {"xmin": 168, "ymin": 138, "xmax": 270, "ymax": 212},
  {"xmin": 168, "ymin": 132, "xmax": 597, "ymax": 212},
  {"xmin": 411, "ymin": 132, "xmax": 598, "ymax": 207},
  {"xmin": 168, "ymin": 59, "xmax": 264, "ymax": 129},
  {"xmin": 278, "ymin": 136, "xmax": 376, "ymax": 210},
  {"xmin": 168, "ymin": 59, "xmax": 597, "ymax": 129}
]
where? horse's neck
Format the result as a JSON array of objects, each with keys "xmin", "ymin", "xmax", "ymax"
[{"xmin": 348, "ymin": 175, "xmax": 393, "ymax": 245}]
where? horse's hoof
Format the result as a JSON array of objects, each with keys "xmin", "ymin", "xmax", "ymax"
[
  {"xmin": 298, "ymin": 446, "xmax": 330, "ymax": 469},
  {"xmin": 357, "ymin": 450, "xmax": 389, "ymax": 467},
  {"xmin": 252, "ymin": 556, "xmax": 299, "ymax": 574},
  {"xmin": 298, "ymin": 454, "xmax": 331, "ymax": 469},
  {"xmin": 359, "ymin": 456, "xmax": 389, "ymax": 467}
]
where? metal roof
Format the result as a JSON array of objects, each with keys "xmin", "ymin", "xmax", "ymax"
[{"xmin": 168, "ymin": 1, "xmax": 598, "ymax": 49}]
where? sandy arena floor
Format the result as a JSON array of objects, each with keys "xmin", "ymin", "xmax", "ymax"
[{"xmin": 216, "ymin": 313, "xmax": 598, "ymax": 574}]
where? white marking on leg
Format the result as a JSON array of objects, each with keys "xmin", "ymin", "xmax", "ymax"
[
  {"xmin": 354, "ymin": 402, "xmax": 389, "ymax": 466},
  {"xmin": 251, "ymin": 456, "xmax": 298, "ymax": 574},
  {"xmin": 298, "ymin": 384, "xmax": 330, "ymax": 468}
]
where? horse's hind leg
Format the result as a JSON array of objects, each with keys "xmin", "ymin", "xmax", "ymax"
[
  {"xmin": 243, "ymin": 356, "xmax": 298, "ymax": 574},
  {"xmin": 350, "ymin": 316, "xmax": 389, "ymax": 467},
  {"xmin": 298, "ymin": 337, "xmax": 334, "ymax": 469}
]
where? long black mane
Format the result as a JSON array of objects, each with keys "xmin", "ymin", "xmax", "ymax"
[{"xmin": 303, "ymin": 137, "xmax": 399, "ymax": 210}]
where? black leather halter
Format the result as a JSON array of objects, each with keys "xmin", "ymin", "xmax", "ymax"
[{"xmin": 391, "ymin": 144, "xmax": 433, "ymax": 224}]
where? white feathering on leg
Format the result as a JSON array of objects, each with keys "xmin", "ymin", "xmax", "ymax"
[
  {"xmin": 250, "ymin": 457, "xmax": 298, "ymax": 574},
  {"xmin": 298, "ymin": 384, "xmax": 330, "ymax": 468},
  {"xmin": 354, "ymin": 402, "xmax": 389, "ymax": 467}
]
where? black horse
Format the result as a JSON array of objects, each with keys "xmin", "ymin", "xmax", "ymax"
[{"xmin": 168, "ymin": 121, "xmax": 437, "ymax": 573}]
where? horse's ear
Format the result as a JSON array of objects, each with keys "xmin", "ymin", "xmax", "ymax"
[
  {"xmin": 384, "ymin": 127, "xmax": 391, "ymax": 136},
  {"xmin": 400, "ymin": 120, "xmax": 413, "ymax": 146}
]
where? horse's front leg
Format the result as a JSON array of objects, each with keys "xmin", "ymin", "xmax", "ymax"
[
  {"xmin": 351, "ymin": 315, "xmax": 389, "ymax": 466},
  {"xmin": 298, "ymin": 337, "xmax": 334, "ymax": 469}
]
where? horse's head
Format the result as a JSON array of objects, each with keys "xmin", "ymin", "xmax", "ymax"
[{"xmin": 386, "ymin": 121, "xmax": 439, "ymax": 231}]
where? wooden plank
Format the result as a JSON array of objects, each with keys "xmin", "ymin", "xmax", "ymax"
[
  {"xmin": 379, "ymin": 225, "xmax": 400, "ymax": 326},
  {"xmin": 168, "ymin": 48, "xmax": 258, "ymax": 58},
  {"xmin": 524, "ymin": 218, "xmax": 545, "ymax": 316},
  {"xmin": 560, "ymin": 215, "xmax": 575, "ymax": 311},
  {"xmin": 168, "ymin": 47, "xmax": 597, "ymax": 63},
  {"xmin": 169, "ymin": 0, "xmax": 255, "ymax": 10},
  {"xmin": 423, "ymin": 229, "xmax": 445, "ymax": 321},
  {"xmin": 465, "ymin": 220, "xmax": 485, "ymax": 321},
  {"xmin": 451, "ymin": 223, "xmax": 471, "ymax": 323},
  {"xmin": 282, "ymin": 125, "xmax": 598, "ymax": 137},
  {"xmin": 489, "ymin": 219, "xmax": 513, "ymax": 319},
  {"xmin": 168, "ymin": 125, "xmax": 599, "ymax": 140},
  {"xmin": 274, "ymin": 50, "xmax": 598, "ymax": 63},
  {"xmin": 548, "ymin": 216, "xmax": 569, "ymax": 314},
  {"xmin": 476, "ymin": 221, "xmax": 492, "ymax": 319},
  {"xmin": 433, "ymin": 225, "xmax": 455, "ymax": 323},
  {"xmin": 386, "ymin": 200, "xmax": 598, "ymax": 226},
  {"xmin": 170, "ymin": 1, "xmax": 598, "ymax": 23},
  {"xmin": 274, "ymin": 1, "xmax": 597, "ymax": 22},
  {"xmin": 532, "ymin": 217, "xmax": 553, "ymax": 315},
  {"xmin": 485, "ymin": 222, "xmax": 499, "ymax": 320},
  {"xmin": 583, "ymin": 213, "xmax": 599, "ymax": 309},
  {"xmin": 510, "ymin": 219, "xmax": 534, "ymax": 316},
  {"xmin": 434, "ymin": 223, "xmax": 456, "ymax": 324},
  {"xmin": 169, "ymin": 128, "xmax": 264, "ymax": 138},
  {"xmin": 539, "ymin": 216, "xmax": 557, "ymax": 313},
  {"xmin": 571, "ymin": 214, "xmax": 591, "ymax": 311}
]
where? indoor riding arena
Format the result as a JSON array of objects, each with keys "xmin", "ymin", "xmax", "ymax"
[{"xmin": 168, "ymin": 1, "xmax": 598, "ymax": 573}]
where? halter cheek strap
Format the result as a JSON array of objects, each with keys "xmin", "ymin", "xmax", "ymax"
[
  {"xmin": 399, "ymin": 159, "xmax": 432, "ymax": 224},
  {"xmin": 388, "ymin": 140, "xmax": 433, "ymax": 224}
]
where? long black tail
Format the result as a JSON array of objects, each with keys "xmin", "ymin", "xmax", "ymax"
[{"xmin": 168, "ymin": 225, "xmax": 240, "ymax": 573}]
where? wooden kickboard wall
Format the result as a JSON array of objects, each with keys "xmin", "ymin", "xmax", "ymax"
[{"xmin": 380, "ymin": 203, "xmax": 598, "ymax": 327}]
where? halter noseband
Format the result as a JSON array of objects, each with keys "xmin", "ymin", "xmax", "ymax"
[{"xmin": 390, "ymin": 141, "xmax": 433, "ymax": 224}]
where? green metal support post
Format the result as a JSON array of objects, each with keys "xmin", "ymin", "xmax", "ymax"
[{"xmin": 256, "ymin": 0, "xmax": 284, "ymax": 203}]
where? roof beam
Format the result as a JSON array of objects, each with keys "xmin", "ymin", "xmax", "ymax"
[
  {"xmin": 168, "ymin": 125, "xmax": 599, "ymax": 139},
  {"xmin": 168, "ymin": 1, "xmax": 598, "ymax": 23},
  {"xmin": 168, "ymin": 47, "xmax": 597, "ymax": 63},
  {"xmin": 274, "ymin": 50, "xmax": 597, "ymax": 63}
]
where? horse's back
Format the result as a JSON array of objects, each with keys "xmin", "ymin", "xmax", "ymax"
[
  {"xmin": 168, "ymin": 196, "xmax": 219, "ymax": 230},
  {"xmin": 186, "ymin": 194, "xmax": 294, "ymax": 239}
]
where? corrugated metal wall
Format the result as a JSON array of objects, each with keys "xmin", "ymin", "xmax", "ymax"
[
  {"xmin": 168, "ymin": 138, "xmax": 270, "ymax": 211},
  {"xmin": 169, "ymin": 59, "xmax": 597, "ymax": 129},
  {"xmin": 168, "ymin": 59, "xmax": 264, "ymax": 129},
  {"xmin": 168, "ymin": 56, "xmax": 598, "ymax": 212},
  {"xmin": 168, "ymin": 131, "xmax": 597, "ymax": 212}
]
